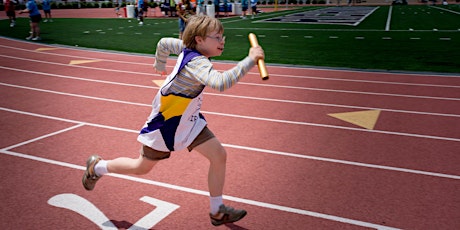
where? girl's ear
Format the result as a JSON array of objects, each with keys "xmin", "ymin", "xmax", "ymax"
[{"xmin": 195, "ymin": 35, "xmax": 205, "ymax": 45}]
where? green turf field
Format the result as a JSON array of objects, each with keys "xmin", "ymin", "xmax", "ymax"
[{"xmin": 1, "ymin": 5, "xmax": 459, "ymax": 73}]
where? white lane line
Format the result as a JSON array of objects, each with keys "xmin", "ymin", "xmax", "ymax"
[
  {"xmin": 1, "ymin": 106, "xmax": 459, "ymax": 181},
  {"xmin": 0, "ymin": 82, "xmax": 150, "ymax": 107},
  {"xmin": 204, "ymin": 110, "xmax": 460, "ymax": 142},
  {"xmin": 0, "ymin": 65, "xmax": 154, "ymax": 88},
  {"xmin": 240, "ymin": 81, "xmax": 460, "ymax": 101},
  {"xmin": 1, "ymin": 124, "xmax": 85, "ymax": 152},
  {"xmin": 225, "ymin": 144, "xmax": 460, "ymax": 180},
  {"xmin": 211, "ymin": 93, "xmax": 460, "ymax": 118},
  {"xmin": 0, "ymin": 54, "xmax": 158, "ymax": 77}
]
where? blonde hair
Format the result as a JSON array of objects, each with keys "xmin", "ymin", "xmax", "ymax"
[{"xmin": 182, "ymin": 15, "xmax": 224, "ymax": 50}]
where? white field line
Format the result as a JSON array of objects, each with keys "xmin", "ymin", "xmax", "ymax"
[
  {"xmin": 354, "ymin": 6, "xmax": 380, "ymax": 26},
  {"xmin": 386, "ymin": 6, "xmax": 393, "ymax": 31},
  {"xmin": 430, "ymin": 5, "xmax": 460, "ymax": 15},
  {"xmin": 222, "ymin": 7, "xmax": 311, "ymax": 24}
]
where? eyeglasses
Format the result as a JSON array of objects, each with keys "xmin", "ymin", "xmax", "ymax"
[{"xmin": 206, "ymin": 35, "xmax": 226, "ymax": 43}]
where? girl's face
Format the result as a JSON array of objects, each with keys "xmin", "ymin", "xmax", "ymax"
[{"xmin": 196, "ymin": 31, "xmax": 225, "ymax": 58}]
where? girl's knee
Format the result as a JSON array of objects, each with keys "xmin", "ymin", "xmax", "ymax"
[
  {"xmin": 134, "ymin": 158, "xmax": 157, "ymax": 175},
  {"xmin": 214, "ymin": 147, "xmax": 227, "ymax": 163},
  {"xmin": 134, "ymin": 166, "xmax": 151, "ymax": 175}
]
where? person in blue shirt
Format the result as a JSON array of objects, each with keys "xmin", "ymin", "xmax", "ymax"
[
  {"xmin": 137, "ymin": 0, "xmax": 145, "ymax": 25},
  {"xmin": 241, "ymin": 0, "xmax": 248, "ymax": 19},
  {"xmin": 196, "ymin": 0, "xmax": 205, "ymax": 15},
  {"xmin": 42, "ymin": 0, "xmax": 52, "ymax": 22},
  {"xmin": 223, "ymin": 0, "xmax": 228, "ymax": 17},
  {"xmin": 213, "ymin": 0, "xmax": 220, "ymax": 18},
  {"xmin": 250, "ymin": 0, "xmax": 257, "ymax": 19},
  {"xmin": 19, "ymin": 0, "xmax": 42, "ymax": 41}
]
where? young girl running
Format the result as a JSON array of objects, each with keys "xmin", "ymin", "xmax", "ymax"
[{"xmin": 82, "ymin": 15, "xmax": 265, "ymax": 226}]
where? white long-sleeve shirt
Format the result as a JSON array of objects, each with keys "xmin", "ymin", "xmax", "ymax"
[{"xmin": 154, "ymin": 38, "xmax": 255, "ymax": 96}]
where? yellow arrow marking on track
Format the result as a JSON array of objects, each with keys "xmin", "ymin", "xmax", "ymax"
[
  {"xmin": 36, "ymin": 48, "xmax": 61, "ymax": 51},
  {"xmin": 152, "ymin": 80, "xmax": 165, "ymax": 87},
  {"xmin": 69, "ymin": 60, "xmax": 101, "ymax": 65},
  {"xmin": 328, "ymin": 110, "xmax": 381, "ymax": 130}
]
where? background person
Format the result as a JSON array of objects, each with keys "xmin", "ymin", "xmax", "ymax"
[
  {"xmin": 19, "ymin": 0, "xmax": 42, "ymax": 41},
  {"xmin": 42, "ymin": 0, "xmax": 52, "ymax": 22},
  {"xmin": 241, "ymin": 0, "xmax": 248, "ymax": 19},
  {"xmin": 136, "ymin": 0, "xmax": 145, "ymax": 25},
  {"xmin": 177, "ymin": 0, "xmax": 195, "ymax": 39},
  {"xmin": 5, "ymin": 0, "xmax": 17, "ymax": 27},
  {"xmin": 250, "ymin": 0, "xmax": 257, "ymax": 19}
]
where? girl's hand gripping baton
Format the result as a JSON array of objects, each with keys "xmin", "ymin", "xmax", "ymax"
[{"xmin": 248, "ymin": 33, "xmax": 269, "ymax": 80}]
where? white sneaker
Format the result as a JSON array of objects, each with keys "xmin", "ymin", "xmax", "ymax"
[
  {"xmin": 139, "ymin": 21, "xmax": 143, "ymax": 25},
  {"xmin": 44, "ymin": 19, "xmax": 48, "ymax": 22},
  {"xmin": 32, "ymin": 37, "xmax": 41, "ymax": 41},
  {"xmin": 26, "ymin": 36, "xmax": 33, "ymax": 40}
]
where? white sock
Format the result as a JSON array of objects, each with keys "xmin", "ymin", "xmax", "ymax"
[
  {"xmin": 94, "ymin": 160, "xmax": 109, "ymax": 177},
  {"xmin": 210, "ymin": 196, "xmax": 223, "ymax": 215}
]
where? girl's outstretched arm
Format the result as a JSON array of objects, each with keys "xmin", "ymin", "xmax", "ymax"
[{"xmin": 153, "ymin": 38, "xmax": 185, "ymax": 74}]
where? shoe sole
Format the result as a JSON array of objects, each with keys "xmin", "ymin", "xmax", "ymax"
[{"xmin": 211, "ymin": 210, "xmax": 247, "ymax": 226}]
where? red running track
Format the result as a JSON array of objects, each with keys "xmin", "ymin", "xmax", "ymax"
[{"xmin": 1, "ymin": 36, "xmax": 460, "ymax": 229}]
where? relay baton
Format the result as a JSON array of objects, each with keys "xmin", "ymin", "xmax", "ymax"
[{"xmin": 248, "ymin": 33, "xmax": 269, "ymax": 80}]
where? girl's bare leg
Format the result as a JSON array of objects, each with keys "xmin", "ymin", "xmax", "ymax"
[
  {"xmin": 193, "ymin": 137, "xmax": 227, "ymax": 197},
  {"xmin": 107, "ymin": 154, "xmax": 158, "ymax": 175}
]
